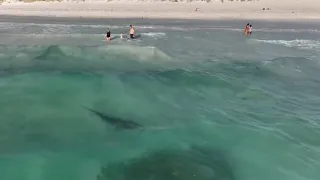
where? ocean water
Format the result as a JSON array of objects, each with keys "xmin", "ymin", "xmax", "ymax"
[{"xmin": 0, "ymin": 16, "xmax": 320, "ymax": 180}]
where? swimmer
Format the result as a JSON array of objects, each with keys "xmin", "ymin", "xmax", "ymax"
[
  {"xmin": 120, "ymin": 32, "xmax": 123, "ymax": 39},
  {"xmin": 129, "ymin": 25, "xmax": 135, "ymax": 39}
]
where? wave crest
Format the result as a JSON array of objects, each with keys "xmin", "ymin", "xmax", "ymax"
[{"xmin": 0, "ymin": 44, "xmax": 172, "ymax": 73}]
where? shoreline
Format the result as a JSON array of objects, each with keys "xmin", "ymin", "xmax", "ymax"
[
  {"xmin": 0, "ymin": 1, "xmax": 320, "ymax": 21},
  {"xmin": 1, "ymin": 14, "xmax": 320, "ymax": 24}
]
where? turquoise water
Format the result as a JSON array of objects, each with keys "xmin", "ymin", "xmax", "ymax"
[{"xmin": 0, "ymin": 18, "xmax": 320, "ymax": 180}]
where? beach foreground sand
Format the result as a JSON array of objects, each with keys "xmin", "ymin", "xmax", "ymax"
[{"xmin": 0, "ymin": 0, "xmax": 320, "ymax": 20}]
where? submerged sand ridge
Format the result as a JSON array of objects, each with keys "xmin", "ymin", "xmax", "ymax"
[{"xmin": 0, "ymin": 0, "xmax": 320, "ymax": 20}]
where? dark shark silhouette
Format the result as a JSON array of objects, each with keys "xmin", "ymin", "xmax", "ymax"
[{"xmin": 82, "ymin": 106, "xmax": 141, "ymax": 129}]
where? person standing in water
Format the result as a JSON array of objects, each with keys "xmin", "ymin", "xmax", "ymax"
[
  {"xmin": 248, "ymin": 24, "xmax": 253, "ymax": 35},
  {"xmin": 129, "ymin": 25, "xmax": 135, "ymax": 39},
  {"xmin": 244, "ymin": 23, "xmax": 249, "ymax": 36},
  {"xmin": 105, "ymin": 28, "xmax": 111, "ymax": 41}
]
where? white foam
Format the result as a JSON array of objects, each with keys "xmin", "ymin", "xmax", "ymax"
[
  {"xmin": 256, "ymin": 28, "xmax": 320, "ymax": 33},
  {"xmin": 141, "ymin": 32, "xmax": 166, "ymax": 38},
  {"xmin": 255, "ymin": 39, "xmax": 320, "ymax": 51}
]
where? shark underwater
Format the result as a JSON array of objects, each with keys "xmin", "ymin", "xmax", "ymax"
[{"xmin": 82, "ymin": 106, "xmax": 142, "ymax": 130}]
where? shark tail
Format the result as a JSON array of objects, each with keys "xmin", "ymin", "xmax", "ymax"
[{"xmin": 81, "ymin": 105, "xmax": 96, "ymax": 113}]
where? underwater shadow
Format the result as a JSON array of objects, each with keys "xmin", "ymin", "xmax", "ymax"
[{"xmin": 97, "ymin": 145, "xmax": 236, "ymax": 180}]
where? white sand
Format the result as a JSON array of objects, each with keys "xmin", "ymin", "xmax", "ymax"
[{"xmin": 0, "ymin": 0, "xmax": 319, "ymax": 20}]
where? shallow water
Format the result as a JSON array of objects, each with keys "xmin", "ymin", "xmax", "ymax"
[{"xmin": 0, "ymin": 17, "xmax": 320, "ymax": 180}]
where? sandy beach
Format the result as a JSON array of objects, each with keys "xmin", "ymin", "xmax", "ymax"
[{"xmin": 0, "ymin": 0, "xmax": 320, "ymax": 20}]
